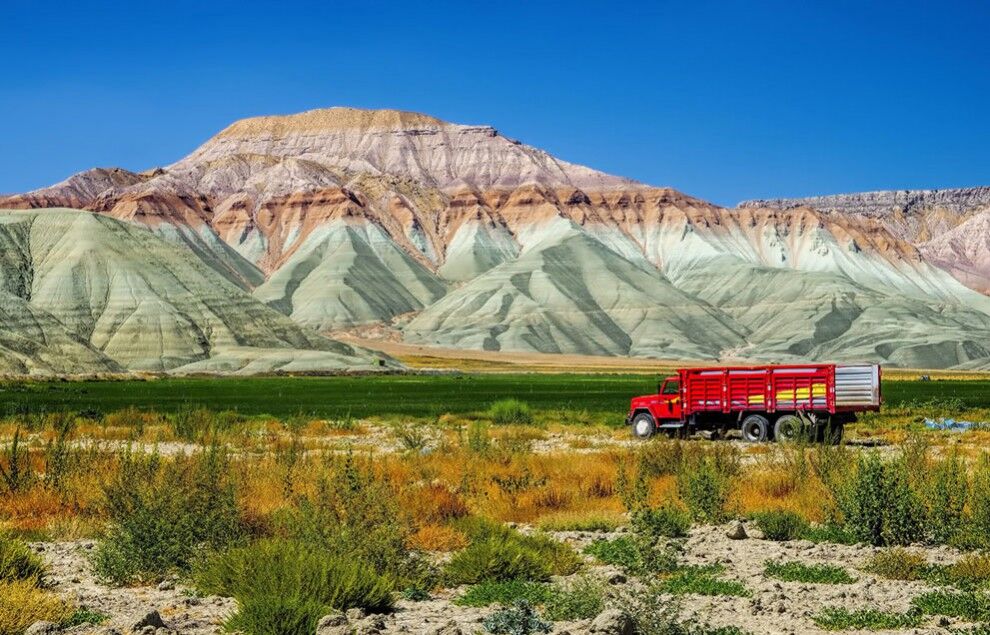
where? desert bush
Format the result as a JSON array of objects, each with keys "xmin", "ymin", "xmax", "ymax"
[
  {"xmin": 963, "ymin": 455, "xmax": 990, "ymax": 549},
  {"xmin": 489, "ymin": 399, "xmax": 534, "ymax": 425},
  {"xmin": 196, "ymin": 539, "xmax": 393, "ymax": 634},
  {"xmin": 941, "ymin": 554, "xmax": 990, "ymax": 590},
  {"xmin": 543, "ymin": 575, "xmax": 606, "ymax": 621},
  {"xmin": 840, "ymin": 453, "xmax": 923, "ymax": 546},
  {"xmin": 752, "ymin": 510, "xmax": 809, "ymax": 541},
  {"xmin": 863, "ymin": 548, "xmax": 928, "ymax": 581},
  {"xmin": 92, "ymin": 446, "xmax": 245, "ymax": 584},
  {"xmin": 633, "ymin": 503, "xmax": 692, "ymax": 539},
  {"xmin": 812, "ymin": 607, "xmax": 922, "ymax": 630},
  {"xmin": 614, "ymin": 581, "xmax": 745, "ymax": 635},
  {"xmin": 0, "ymin": 580, "xmax": 73, "ymax": 635},
  {"xmin": 0, "ymin": 427, "xmax": 31, "ymax": 493},
  {"xmin": 455, "ymin": 579, "xmax": 551, "ymax": 607},
  {"xmin": 0, "ymin": 534, "xmax": 46, "ymax": 583},
  {"xmin": 279, "ymin": 452, "xmax": 429, "ymax": 587},
  {"xmin": 482, "ymin": 600, "xmax": 551, "ymax": 635},
  {"xmin": 763, "ymin": 560, "xmax": 855, "ymax": 584},
  {"xmin": 925, "ymin": 447, "xmax": 968, "ymax": 545},
  {"xmin": 677, "ymin": 453, "xmax": 737, "ymax": 523},
  {"xmin": 445, "ymin": 519, "xmax": 580, "ymax": 584}
]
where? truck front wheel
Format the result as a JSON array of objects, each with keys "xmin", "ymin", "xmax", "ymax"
[
  {"xmin": 631, "ymin": 412, "xmax": 656, "ymax": 439},
  {"xmin": 741, "ymin": 414, "xmax": 770, "ymax": 442}
]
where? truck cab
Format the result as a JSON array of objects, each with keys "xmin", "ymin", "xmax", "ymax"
[{"xmin": 628, "ymin": 376, "xmax": 682, "ymax": 438}]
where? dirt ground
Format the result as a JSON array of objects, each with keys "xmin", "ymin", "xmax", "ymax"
[{"xmin": 32, "ymin": 522, "xmax": 969, "ymax": 635}]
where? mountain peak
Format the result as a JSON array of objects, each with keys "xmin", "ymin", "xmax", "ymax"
[{"xmin": 217, "ymin": 107, "xmax": 454, "ymax": 138}]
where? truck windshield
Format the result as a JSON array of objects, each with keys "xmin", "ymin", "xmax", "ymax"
[{"xmin": 662, "ymin": 380, "xmax": 679, "ymax": 395}]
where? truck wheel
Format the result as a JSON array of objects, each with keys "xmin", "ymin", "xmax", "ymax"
[
  {"xmin": 631, "ymin": 412, "xmax": 655, "ymax": 439},
  {"xmin": 741, "ymin": 414, "xmax": 770, "ymax": 442},
  {"xmin": 773, "ymin": 414, "xmax": 804, "ymax": 442}
]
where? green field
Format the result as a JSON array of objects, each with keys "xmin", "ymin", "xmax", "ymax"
[{"xmin": 1, "ymin": 375, "xmax": 987, "ymax": 420}]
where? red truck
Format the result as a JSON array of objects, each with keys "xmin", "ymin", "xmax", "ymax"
[{"xmin": 628, "ymin": 363, "xmax": 881, "ymax": 442}]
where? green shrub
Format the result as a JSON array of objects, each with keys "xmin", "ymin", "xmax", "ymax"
[
  {"xmin": 584, "ymin": 537, "xmax": 641, "ymax": 571},
  {"xmin": 92, "ymin": 447, "xmax": 244, "ymax": 585},
  {"xmin": 752, "ymin": 510, "xmax": 809, "ymax": 541},
  {"xmin": 633, "ymin": 504, "xmax": 692, "ymax": 539},
  {"xmin": 543, "ymin": 576, "xmax": 606, "ymax": 621},
  {"xmin": 863, "ymin": 548, "xmax": 928, "ymax": 581},
  {"xmin": 963, "ymin": 455, "xmax": 990, "ymax": 550},
  {"xmin": 196, "ymin": 539, "xmax": 393, "ymax": 634},
  {"xmin": 0, "ymin": 535, "xmax": 46, "ymax": 584},
  {"xmin": 840, "ymin": 453, "xmax": 923, "ymax": 546},
  {"xmin": 445, "ymin": 520, "xmax": 579, "ymax": 585},
  {"xmin": 925, "ymin": 448, "xmax": 968, "ymax": 545},
  {"xmin": 763, "ymin": 560, "xmax": 855, "ymax": 584},
  {"xmin": 912, "ymin": 590, "xmax": 990, "ymax": 621},
  {"xmin": 812, "ymin": 607, "xmax": 922, "ymax": 630},
  {"xmin": 482, "ymin": 600, "xmax": 551, "ymax": 635},
  {"xmin": 537, "ymin": 514, "xmax": 621, "ymax": 533},
  {"xmin": 943, "ymin": 554, "xmax": 990, "ymax": 590},
  {"xmin": 802, "ymin": 523, "xmax": 858, "ymax": 545},
  {"xmin": 62, "ymin": 607, "xmax": 109, "ymax": 627},
  {"xmin": 455, "ymin": 580, "xmax": 551, "ymax": 608},
  {"xmin": 489, "ymin": 399, "xmax": 534, "ymax": 425},
  {"xmin": 277, "ymin": 452, "xmax": 429, "ymax": 587},
  {"xmin": 677, "ymin": 453, "xmax": 737, "ymax": 523},
  {"xmin": 614, "ymin": 580, "xmax": 748, "ymax": 635}
]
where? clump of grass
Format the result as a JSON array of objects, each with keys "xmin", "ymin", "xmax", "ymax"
[
  {"xmin": 543, "ymin": 575, "xmax": 606, "ymax": 621},
  {"xmin": 812, "ymin": 607, "xmax": 923, "ymax": 630},
  {"xmin": 195, "ymin": 539, "xmax": 393, "ymax": 635},
  {"xmin": 912, "ymin": 590, "xmax": 990, "ymax": 621},
  {"xmin": 764, "ymin": 560, "xmax": 855, "ymax": 584},
  {"xmin": 62, "ymin": 607, "xmax": 110, "ymax": 627},
  {"xmin": 537, "ymin": 511, "xmax": 622, "ymax": 533},
  {"xmin": 0, "ymin": 534, "xmax": 46, "ymax": 583},
  {"xmin": 445, "ymin": 520, "xmax": 580, "ymax": 584},
  {"xmin": 802, "ymin": 524, "xmax": 858, "ymax": 545},
  {"xmin": 454, "ymin": 580, "xmax": 551, "ymax": 607},
  {"xmin": 943, "ymin": 553, "xmax": 990, "ymax": 590},
  {"xmin": 614, "ymin": 580, "xmax": 748, "ymax": 634},
  {"xmin": 584, "ymin": 536, "xmax": 641, "ymax": 571},
  {"xmin": 0, "ymin": 579, "xmax": 74, "ymax": 635},
  {"xmin": 863, "ymin": 548, "xmax": 928, "ymax": 581},
  {"xmin": 633, "ymin": 504, "xmax": 692, "ymax": 539},
  {"xmin": 660, "ymin": 565, "xmax": 749, "ymax": 597},
  {"xmin": 409, "ymin": 524, "xmax": 468, "ymax": 552},
  {"xmin": 752, "ymin": 510, "xmax": 809, "ymax": 541},
  {"xmin": 488, "ymin": 399, "xmax": 534, "ymax": 425}
]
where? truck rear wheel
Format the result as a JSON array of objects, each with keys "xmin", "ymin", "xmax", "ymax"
[
  {"xmin": 741, "ymin": 414, "xmax": 770, "ymax": 442},
  {"xmin": 773, "ymin": 414, "xmax": 804, "ymax": 442},
  {"xmin": 631, "ymin": 412, "xmax": 655, "ymax": 439}
]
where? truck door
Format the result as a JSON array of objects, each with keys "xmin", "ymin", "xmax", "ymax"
[{"xmin": 658, "ymin": 379, "xmax": 681, "ymax": 420}]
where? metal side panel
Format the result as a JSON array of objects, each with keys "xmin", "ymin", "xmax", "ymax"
[{"xmin": 834, "ymin": 364, "xmax": 881, "ymax": 407}]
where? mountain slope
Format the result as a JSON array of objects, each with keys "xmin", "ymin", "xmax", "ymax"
[{"xmin": 0, "ymin": 209, "xmax": 387, "ymax": 373}]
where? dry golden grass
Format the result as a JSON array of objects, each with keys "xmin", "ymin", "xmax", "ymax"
[
  {"xmin": 408, "ymin": 524, "xmax": 468, "ymax": 552},
  {"xmin": 0, "ymin": 580, "xmax": 73, "ymax": 634}
]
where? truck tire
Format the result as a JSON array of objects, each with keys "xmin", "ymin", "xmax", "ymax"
[
  {"xmin": 741, "ymin": 414, "xmax": 770, "ymax": 442},
  {"xmin": 631, "ymin": 412, "xmax": 655, "ymax": 439},
  {"xmin": 773, "ymin": 414, "xmax": 804, "ymax": 442}
]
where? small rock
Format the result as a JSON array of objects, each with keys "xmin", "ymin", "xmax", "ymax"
[
  {"xmin": 589, "ymin": 609, "xmax": 635, "ymax": 635},
  {"xmin": 157, "ymin": 579, "xmax": 175, "ymax": 591},
  {"xmin": 355, "ymin": 614, "xmax": 386, "ymax": 634},
  {"xmin": 346, "ymin": 608, "xmax": 366, "ymax": 622},
  {"xmin": 131, "ymin": 611, "xmax": 168, "ymax": 631},
  {"xmin": 24, "ymin": 622, "xmax": 59, "ymax": 635},
  {"xmin": 316, "ymin": 612, "xmax": 350, "ymax": 635},
  {"xmin": 726, "ymin": 521, "xmax": 748, "ymax": 540}
]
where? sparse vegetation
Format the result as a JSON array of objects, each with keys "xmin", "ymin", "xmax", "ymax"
[
  {"xmin": 455, "ymin": 580, "xmax": 551, "ymax": 607},
  {"xmin": 752, "ymin": 510, "xmax": 809, "ymax": 541},
  {"xmin": 489, "ymin": 399, "xmax": 535, "ymax": 425},
  {"xmin": 812, "ymin": 607, "xmax": 923, "ymax": 630},
  {"xmin": 764, "ymin": 560, "xmax": 855, "ymax": 584}
]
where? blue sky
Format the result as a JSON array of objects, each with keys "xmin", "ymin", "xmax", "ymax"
[{"xmin": 2, "ymin": 0, "xmax": 988, "ymax": 205}]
